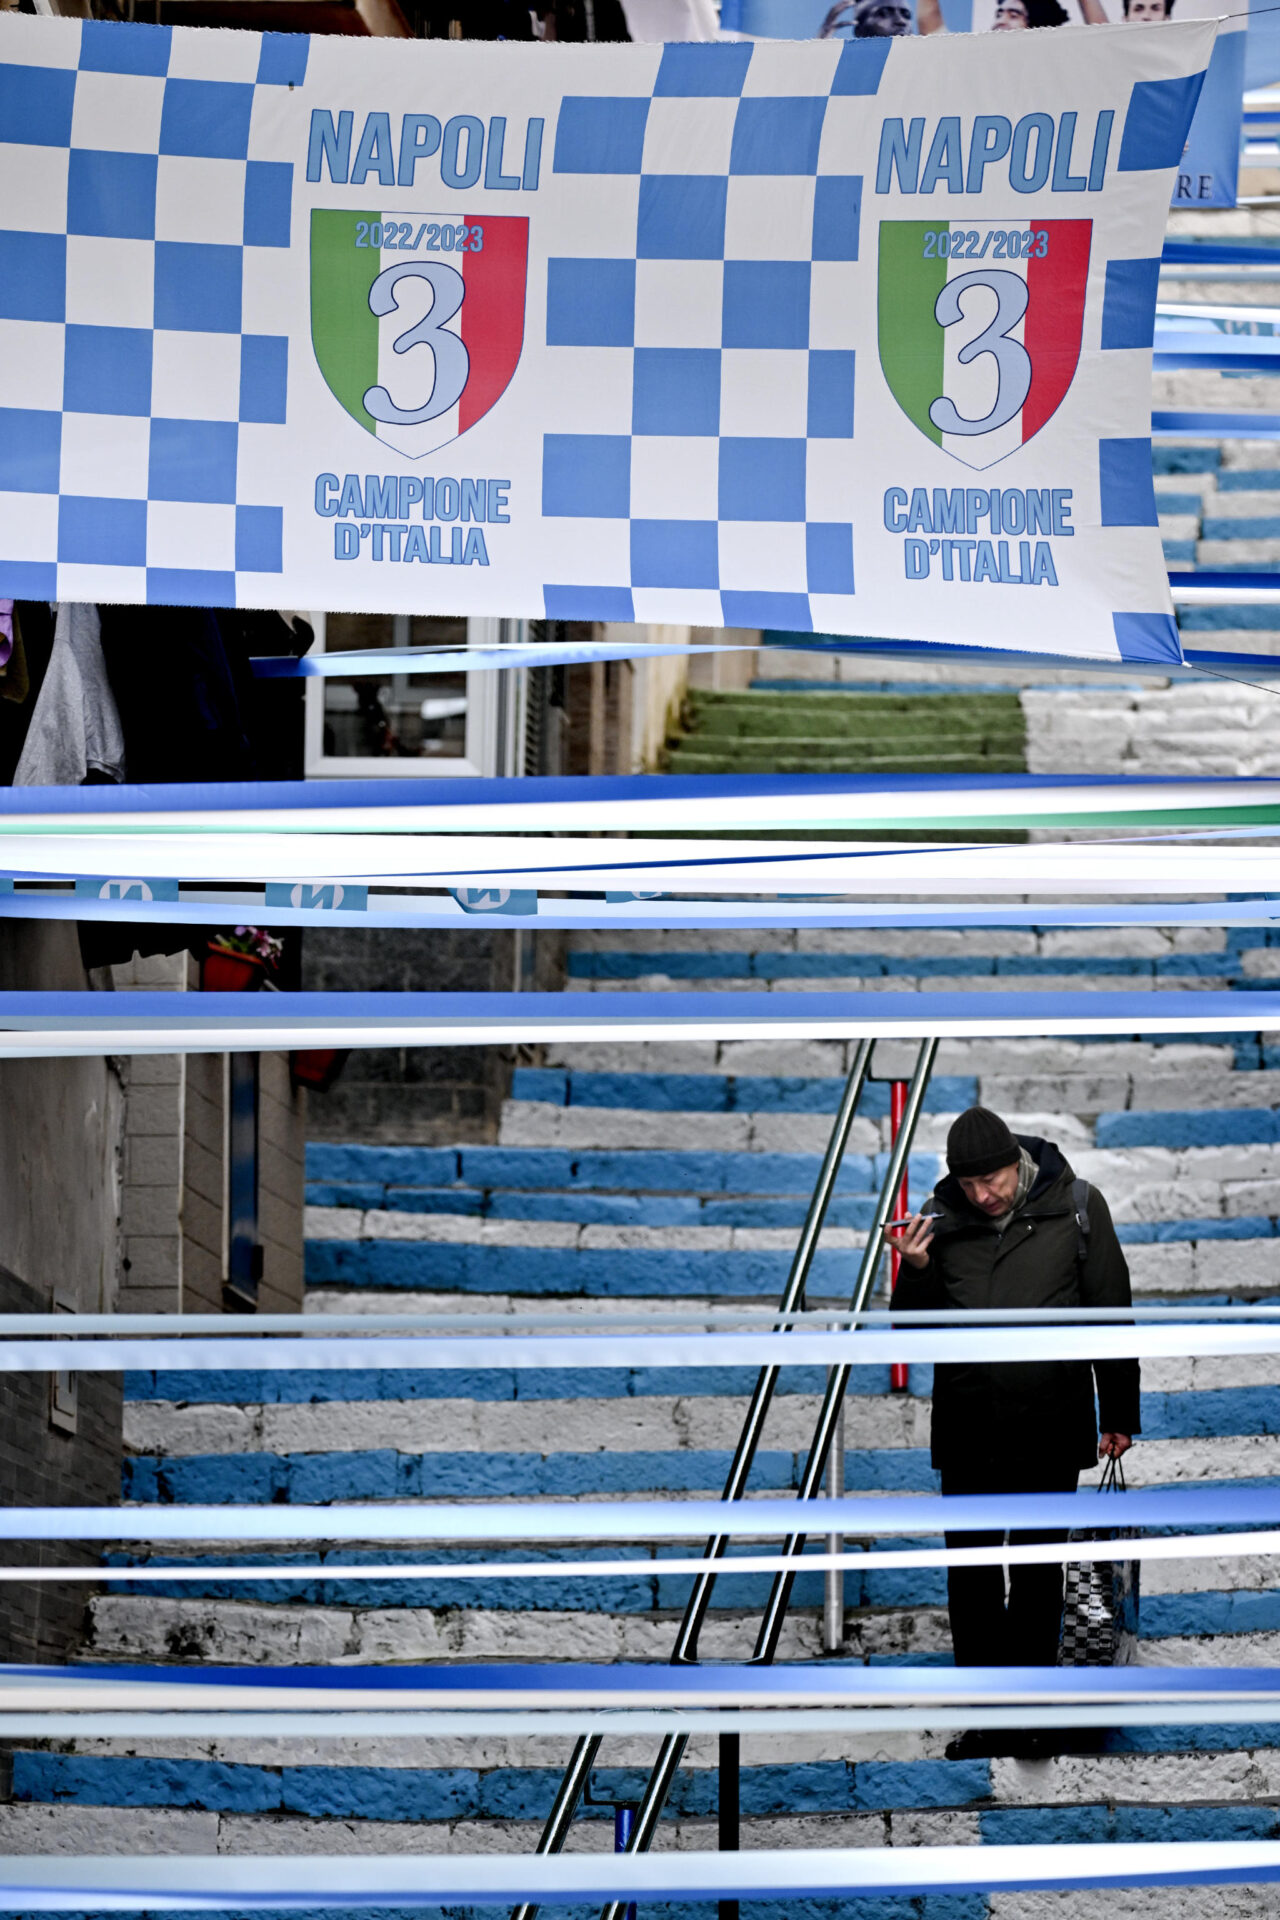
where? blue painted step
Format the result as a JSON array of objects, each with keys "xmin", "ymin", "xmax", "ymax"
[
  {"xmin": 7, "ymin": 1751, "xmax": 993, "ymax": 1820},
  {"xmin": 1097, "ymin": 1109, "xmax": 1280, "ymax": 1148},
  {"xmin": 508, "ymin": 1071, "xmax": 978, "ymax": 1115},
  {"xmin": 306, "ymin": 1145, "xmax": 935, "ymax": 1195},
  {"xmin": 120, "ymin": 1447, "xmax": 941, "ymax": 1502},
  {"xmin": 1153, "ymin": 446, "xmax": 1220, "ymax": 473},
  {"xmin": 303, "ymin": 1220, "xmax": 1275, "ymax": 1294},
  {"xmin": 304, "ymin": 1241, "xmax": 917, "ymax": 1296},
  {"xmin": 563, "ymin": 952, "xmax": 1232, "ymax": 981}
]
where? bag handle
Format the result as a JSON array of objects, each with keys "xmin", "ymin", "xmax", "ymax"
[{"xmin": 1099, "ymin": 1450, "xmax": 1127, "ymax": 1494}]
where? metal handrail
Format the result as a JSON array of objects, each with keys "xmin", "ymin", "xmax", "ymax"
[
  {"xmin": 597, "ymin": 1035, "xmax": 938, "ymax": 1919},
  {"xmin": 508, "ymin": 1037, "xmax": 876, "ymax": 1920}
]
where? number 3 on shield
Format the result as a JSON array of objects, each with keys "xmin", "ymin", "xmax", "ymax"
[
  {"xmin": 927, "ymin": 268, "xmax": 1031, "ymax": 439},
  {"xmin": 362, "ymin": 260, "xmax": 470, "ymax": 426}
]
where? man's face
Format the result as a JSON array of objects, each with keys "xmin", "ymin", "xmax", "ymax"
[
  {"xmin": 1125, "ymin": 0, "xmax": 1172, "ymax": 18},
  {"xmin": 856, "ymin": 1, "xmax": 913, "ymax": 34},
  {"xmin": 992, "ymin": 0, "xmax": 1029, "ymax": 26},
  {"xmin": 958, "ymin": 1160, "xmax": 1022, "ymax": 1216}
]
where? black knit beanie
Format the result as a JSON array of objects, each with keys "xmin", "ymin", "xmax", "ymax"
[{"xmin": 946, "ymin": 1106, "xmax": 1020, "ymax": 1179}]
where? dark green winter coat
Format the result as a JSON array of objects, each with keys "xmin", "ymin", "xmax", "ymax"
[{"xmin": 893, "ymin": 1135, "xmax": 1141, "ymax": 1472}]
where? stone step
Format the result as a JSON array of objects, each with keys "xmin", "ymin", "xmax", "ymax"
[
  {"xmin": 531, "ymin": 1038, "xmax": 1246, "ymax": 1074},
  {"xmin": 563, "ymin": 976, "xmax": 1242, "ymax": 998},
  {"xmin": 561, "ymin": 948, "xmax": 1249, "ymax": 983},
  {"xmin": 76, "ymin": 1573, "xmax": 1280, "ymax": 1667},
  {"xmin": 114, "ymin": 1434, "xmax": 1280, "ymax": 1504},
  {"xmin": 121, "ymin": 1367, "xmax": 1280, "ymax": 1455},
  {"xmin": 13, "ymin": 1749, "xmax": 1280, "ymax": 1844},
  {"xmin": 663, "ymin": 750, "xmax": 1028, "ymax": 775},
  {"xmin": 508, "ymin": 1068, "xmax": 1280, "ymax": 1122},
  {"xmin": 301, "ymin": 1223, "xmax": 1280, "ymax": 1297},
  {"xmin": 562, "ymin": 931, "xmax": 1235, "ymax": 959}
]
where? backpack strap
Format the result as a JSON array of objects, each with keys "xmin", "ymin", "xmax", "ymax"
[{"xmin": 1072, "ymin": 1177, "xmax": 1091, "ymax": 1266}]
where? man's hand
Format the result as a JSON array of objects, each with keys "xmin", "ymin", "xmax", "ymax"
[
  {"xmin": 884, "ymin": 1211, "xmax": 936, "ymax": 1271},
  {"xmin": 1099, "ymin": 1433, "xmax": 1132, "ymax": 1459}
]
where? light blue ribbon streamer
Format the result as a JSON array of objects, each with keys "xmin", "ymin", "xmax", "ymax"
[
  {"xmin": 5, "ymin": 892, "xmax": 1280, "ymax": 934},
  {"xmin": 250, "ymin": 641, "xmax": 748, "ymax": 679},
  {"xmin": 2, "ymin": 991, "xmax": 1280, "ymax": 1057},
  {"xmin": 5, "ymin": 1485, "xmax": 1280, "ymax": 1541},
  {"xmin": 11, "ymin": 1661, "xmax": 1276, "ymax": 1703},
  {"xmin": 2, "ymin": 771, "xmax": 1276, "ymax": 820},
  {"xmin": 0, "ymin": 1323, "xmax": 1276, "ymax": 1372}
]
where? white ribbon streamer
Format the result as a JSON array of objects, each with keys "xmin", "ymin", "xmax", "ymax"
[
  {"xmin": 8, "ymin": 1304, "xmax": 1280, "ymax": 1334},
  {"xmin": 4, "ymin": 992, "xmax": 1280, "ymax": 1056},
  {"xmin": 12, "ymin": 1530, "xmax": 1280, "ymax": 1583},
  {"xmin": 6, "ymin": 1842, "xmax": 1280, "ymax": 1904},
  {"xmin": 7, "ymin": 776, "xmax": 1279, "ymax": 836},
  {"xmin": 1, "ymin": 1704, "xmax": 1278, "ymax": 1737},
  {"xmin": 6, "ymin": 832, "xmax": 1280, "ymax": 894}
]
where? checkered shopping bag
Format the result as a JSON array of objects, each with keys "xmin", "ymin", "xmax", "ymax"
[{"xmin": 1058, "ymin": 1454, "xmax": 1139, "ymax": 1668}]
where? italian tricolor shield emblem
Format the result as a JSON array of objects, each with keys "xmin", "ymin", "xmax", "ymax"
[
  {"xmin": 878, "ymin": 219, "xmax": 1091, "ymax": 471},
  {"xmin": 311, "ymin": 210, "xmax": 528, "ymax": 460}
]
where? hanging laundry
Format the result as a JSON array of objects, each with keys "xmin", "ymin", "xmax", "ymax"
[
  {"xmin": 13, "ymin": 603, "xmax": 125, "ymax": 787},
  {"xmin": 97, "ymin": 605, "xmax": 252, "ymax": 785},
  {"xmin": 0, "ymin": 607, "xmax": 29, "ymax": 708},
  {"xmin": 215, "ymin": 609, "xmax": 313, "ymax": 783}
]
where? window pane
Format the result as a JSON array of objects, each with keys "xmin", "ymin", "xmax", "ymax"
[{"xmin": 322, "ymin": 613, "xmax": 469, "ymax": 760}]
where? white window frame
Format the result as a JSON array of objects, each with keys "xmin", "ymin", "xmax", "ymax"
[{"xmin": 303, "ymin": 614, "xmax": 527, "ymax": 779}]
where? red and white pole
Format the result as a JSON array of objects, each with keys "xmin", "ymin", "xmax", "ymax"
[{"xmin": 889, "ymin": 1079, "xmax": 909, "ymax": 1395}]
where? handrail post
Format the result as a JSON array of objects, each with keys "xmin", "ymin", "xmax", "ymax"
[
  {"xmin": 821, "ymin": 1378, "xmax": 845, "ymax": 1654},
  {"xmin": 718, "ymin": 1732, "xmax": 739, "ymax": 1920},
  {"xmin": 749, "ymin": 1036, "xmax": 938, "ymax": 1666},
  {"xmin": 511, "ymin": 1038, "xmax": 876, "ymax": 1920}
]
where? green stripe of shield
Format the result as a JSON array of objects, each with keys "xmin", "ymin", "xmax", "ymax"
[
  {"xmin": 311, "ymin": 210, "xmax": 381, "ymax": 437},
  {"xmin": 878, "ymin": 221, "xmax": 948, "ymax": 450}
]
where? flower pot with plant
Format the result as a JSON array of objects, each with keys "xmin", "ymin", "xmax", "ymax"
[{"xmin": 203, "ymin": 928, "xmax": 284, "ymax": 993}]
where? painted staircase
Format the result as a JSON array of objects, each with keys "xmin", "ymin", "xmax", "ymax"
[
  {"xmin": 5, "ymin": 935, "xmax": 1280, "ymax": 1918},
  {"xmin": 8, "ymin": 219, "xmax": 1280, "ymax": 1916}
]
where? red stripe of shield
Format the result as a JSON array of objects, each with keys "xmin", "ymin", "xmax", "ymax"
[
  {"xmin": 459, "ymin": 217, "xmax": 529, "ymax": 436},
  {"xmin": 1022, "ymin": 219, "xmax": 1092, "ymax": 445}
]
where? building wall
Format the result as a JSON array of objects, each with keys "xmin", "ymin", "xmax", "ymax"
[
  {"xmin": 112, "ymin": 954, "xmax": 307, "ymax": 1315},
  {"xmin": 0, "ymin": 924, "xmax": 125, "ymax": 1663},
  {"xmin": 0, "ymin": 924, "xmax": 123, "ymax": 1315},
  {"xmin": 259, "ymin": 1051, "xmax": 307, "ymax": 1314},
  {"xmin": 303, "ymin": 924, "xmax": 566, "ymax": 1144}
]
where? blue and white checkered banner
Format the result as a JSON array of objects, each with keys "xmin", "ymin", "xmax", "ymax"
[{"xmin": 0, "ymin": 14, "xmax": 1212, "ymax": 662}]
